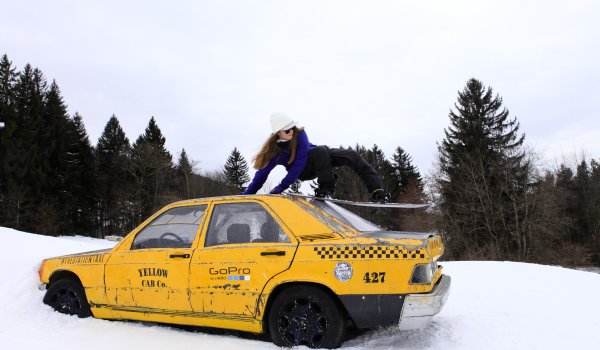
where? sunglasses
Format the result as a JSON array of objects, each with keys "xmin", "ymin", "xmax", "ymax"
[{"xmin": 282, "ymin": 127, "xmax": 294, "ymax": 134}]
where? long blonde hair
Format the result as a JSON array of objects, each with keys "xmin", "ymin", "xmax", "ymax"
[{"xmin": 253, "ymin": 127, "xmax": 305, "ymax": 169}]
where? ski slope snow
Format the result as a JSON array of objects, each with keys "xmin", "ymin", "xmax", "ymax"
[{"xmin": 1, "ymin": 227, "xmax": 599, "ymax": 349}]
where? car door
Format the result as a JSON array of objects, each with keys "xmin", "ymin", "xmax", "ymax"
[
  {"xmin": 104, "ymin": 204, "xmax": 208, "ymax": 314},
  {"xmin": 189, "ymin": 201, "xmax": 297, "ymax": 320}
]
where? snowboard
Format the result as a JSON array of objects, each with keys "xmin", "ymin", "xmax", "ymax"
[{"xmin": 289, "ymin": 194, "xmax": 429, "ymax": 209}]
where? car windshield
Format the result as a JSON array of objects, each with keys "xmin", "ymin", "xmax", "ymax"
[{"xmin": 305, "ymin": 199, "xmax": 383, "ymax": 232}]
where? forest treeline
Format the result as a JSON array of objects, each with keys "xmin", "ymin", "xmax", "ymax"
[
  {"xmin": 0, "ymin": 54, "xmax": 237, "ymax": 238},
  {"xmin": 1, "ymin": 54, "xmax": 598, "ymax": 266}
]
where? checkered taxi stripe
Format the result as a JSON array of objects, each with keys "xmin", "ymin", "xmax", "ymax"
[{"xmin": 313, "ymin": 246, "xmax": 426, "ymax": 260}]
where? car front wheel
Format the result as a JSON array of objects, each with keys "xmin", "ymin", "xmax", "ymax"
[
  {"xmin": 268, "ymin": 285, "xmax": 346, "ymax": 348},
  {"xmin": 43, "ymin": 279, "xmax": 91, "ymax": 318}
]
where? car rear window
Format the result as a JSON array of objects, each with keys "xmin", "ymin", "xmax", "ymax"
[{"xmin": 302, "ymin": 199, "xmax": 383, "ymax": 233}]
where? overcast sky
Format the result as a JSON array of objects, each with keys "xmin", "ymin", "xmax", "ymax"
[{"xmin": 2, "ymin": 0, "xmax": 599, "ymax": 189}]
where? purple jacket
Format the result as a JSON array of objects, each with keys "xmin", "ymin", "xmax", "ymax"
[{"xmin": 244, "ymin": 130, "xmax": 314, "ymax": 194}]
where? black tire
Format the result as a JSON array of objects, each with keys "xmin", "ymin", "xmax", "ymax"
[
  {"xmin": 43, "ymin": 279, "xmax": 91, "ymax": 318},
  {"xmin": 268, "ymin": 285, "xmax": 346, "ymax": 348}
]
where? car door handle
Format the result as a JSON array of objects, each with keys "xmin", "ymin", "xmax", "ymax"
[
  {"xmin": 261, "ymin": 251, "xmax": 286, "ymax": 256},
  {"xmin": 169, "ymin": 254, "xmax": 190, "ymax": 259}
]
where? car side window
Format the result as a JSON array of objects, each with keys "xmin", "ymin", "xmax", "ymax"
[
  {"xmin": 205, "ymin": 202, "xmax": 290, "ymax": 247},
  {"xmin": 131, "ymin": 205, "xmax": 207, "ymax": 250}
]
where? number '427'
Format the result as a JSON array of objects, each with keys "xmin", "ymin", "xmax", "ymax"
[{"xmin": 363, "ymin": 272, "xmax": 386, "ymax": 283}]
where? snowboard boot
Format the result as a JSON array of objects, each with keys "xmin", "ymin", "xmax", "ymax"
[
  {"xmin": 370, "ymin": 188, "xmax": 389, "ymax": 203},
  {"xmin": 315, "ymin": 183, "xmax": 336, "ymax": 199}
]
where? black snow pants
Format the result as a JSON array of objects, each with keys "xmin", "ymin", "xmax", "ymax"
[{"xmin": 298, "ymin": 146, "xmax": 383, "ymax": 193}]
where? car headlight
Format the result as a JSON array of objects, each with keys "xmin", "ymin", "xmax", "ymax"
[
  {"xmin": 410, "ymin": 261, "xmax": 437, "ymax": 284},
  {"xmin": 38, "ymin": 260, "xmax": 46, "ymax": 280}
]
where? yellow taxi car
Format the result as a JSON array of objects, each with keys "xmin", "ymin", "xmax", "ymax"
[{"xmin": 39, "ymin": 195, "xmax": 450, "ymax": 348}]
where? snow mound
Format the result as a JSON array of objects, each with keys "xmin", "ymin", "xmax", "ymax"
[{"xmin": 1, "ymin": 227, "xmax": 599, "ymax": 349}]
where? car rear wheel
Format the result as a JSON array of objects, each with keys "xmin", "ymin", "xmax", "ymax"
[
  {"xmin": 43, "ymin": 279, "xmax": 91, "ymax": 318},
  {"xmin": 269, "ymin": 285, "xmax": 346, "ymax": 348}
]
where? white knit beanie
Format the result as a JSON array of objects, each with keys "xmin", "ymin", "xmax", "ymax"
[{"xmin": 270, "ymin": 113, "xmax": 298, "ymax": 133}]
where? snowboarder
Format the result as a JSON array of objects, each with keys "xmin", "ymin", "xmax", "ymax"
[{"xmin": 242, "ymin": 113, "xmax": 387, "ymax": 202}]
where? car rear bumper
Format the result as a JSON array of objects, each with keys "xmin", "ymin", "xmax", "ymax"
[
  {"xmin": 338, "ymin": 274, "xmax": 451, "ymax": 329},
  {"xmin": 339, "ymin": 293, "xmax": 404, "ymax": 328},
  {"xmin": 398, "ymin": 274, "xmax": 451, "ymax": 330}
]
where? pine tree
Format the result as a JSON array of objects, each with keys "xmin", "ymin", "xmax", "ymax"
[
  {"xmin": 365, "ymin": 145, "xmax": 393, "ymax": 185},
  {"xmin": 62, "ymin": 113, "xmax": 97, "ymax": 235},
  {"xmin": 363, "ymin": 144, "xmax": 396, "ymax": 198},
  {"xmin": 42, "ymin": 81, "xmax": 69, "ymax": 185},
  {"xmin": 589, "ymin": 159, "xmax": 600, "ymax": 263},
  {"xmin": 38, "ymin": 80, "xmax": 72, "ymax": 234},
  {"xmin": 130, "ymin": 117, "xmax": 173, "ymax": 219},
  {"xmin": 0, "ymin": 54, "xmax": 21, "ymax": 226},
  {"xmin": 96, "ymin": 115, "xmax": 132, "ymax": 237},
  {"xmin": 223, "ymin": 147, "xmax": 250, "ymax": 192},
  {"xmin": 436, "ymin": 78, "xmax": 528, "ymax": 260},
  {"xmin": 391, "ymin": 146, "xmax": 423, "ymax": 200},
  {"xmin": 354, "ymin": 144, "xmax": 368, "ymax": 159},
  {"xmin": 553, "ymin": 164, "xmax": 577, "ymax": 242},
  {"xmin": 176, "ymin": 148, "xmax": 195, "ymax": 198},
  {"xmin": 14, "ymin": 65, "xmax": 47, "ymax": 205},
  {"xmin": 389, "ymin": 147, "xmax": 427, "ymax": 231},
  {"xmin": 364, "ymin": 144, "xmax": 395, "ymax": 225},
  {"xmin": 573, "ymin": 160, "xmax": 592, "ymax": 244}
]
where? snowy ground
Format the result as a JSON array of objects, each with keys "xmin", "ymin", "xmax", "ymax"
[{"xmin": 1, "ymin": 227, "xmax": 599, "ymax": 350}]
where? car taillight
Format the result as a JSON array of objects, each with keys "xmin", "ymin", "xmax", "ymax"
[{"xmin": 410, "ymin": 261, "xmax": 437, "ymax": 284}]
